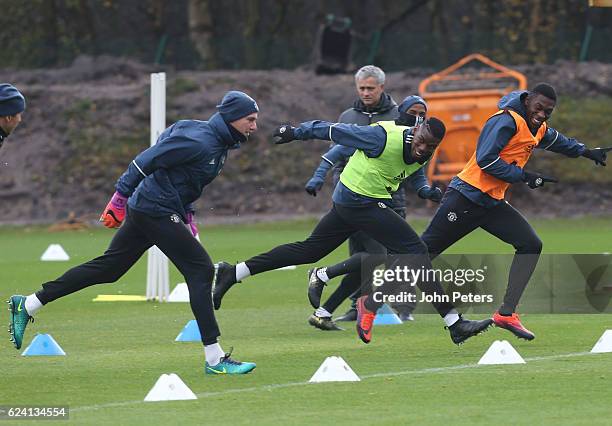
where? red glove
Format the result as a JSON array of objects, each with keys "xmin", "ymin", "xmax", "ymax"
[
  {"xmin": 100, "ymin": 191, "xmax": 128, "ymax": 228},
  {"xmin": 186, "ymin": 211, "xmax": 198, "ymax": 237}
]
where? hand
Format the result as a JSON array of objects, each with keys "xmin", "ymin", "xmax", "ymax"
[
  {"xmin": 305, "ymin": 176, "xmax": 324, "ymax": 196},
  {"xmin": 582, "ymin": 147, "xmax": 612, "ymax": 166},
  {"xmin": 272, "ymin": 124, "xmax": 296, "ymax": 144},
  {"xmin": 417, "ymin": 185, "xmax": 443, "ymax": 203},
  {"xmin": 522, "ymin": 170, "xmax": 559, "ymax": 189},
  {"xmin": 186, "ymin": 211, "xmax": 198, "ymax": 237},
  {"xmin": 100, "ymin": 191, "xmax": 127, "ymax": 228}
]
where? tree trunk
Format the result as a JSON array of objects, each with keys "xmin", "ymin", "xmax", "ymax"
[
  {"xmin": 527, "ymin": 0, "xmax": 542, "ymax": 59},
  {"xmin": 188, "ymin": 0, "xmax": 216, "ymax": 69},
  {"xmin": 243, "ymin": 0, "xmax": 260, "ymax": 68},
  {"xmin": 41, "ymin": 0, "xmax": 60, "ymax": 66}
]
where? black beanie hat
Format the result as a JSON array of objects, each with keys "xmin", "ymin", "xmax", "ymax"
[
  {"xmin": 398, "ymin": 95, "xmax": 428, "ymax": 113},
  {"xmin": 0, "ymin": 84, "xmax": 26, "ymax": 117},
  {"xmin": 216, "ymin": 91, "xmax": 259, "ymax": 123}
]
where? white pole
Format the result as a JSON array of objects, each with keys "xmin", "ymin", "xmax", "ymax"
[{"xmin": 146, "ymin": 72, "xmax": 170, "ymax": 302}]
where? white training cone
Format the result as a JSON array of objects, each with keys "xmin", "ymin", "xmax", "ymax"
[
  {"xmin": 168, "ymin": 283, "xmax": 190, "ymax": 302},
  {"xmin": 309, "ymin": 356, "xmax": 361, "ymax": 382},
  {"xmin": 144, "ymin": 373, "xmax": 197, "ymax": 402},
  {"xmin": 40, "ymin": 244, "xmax": 70, "ymax": 261},
  {"xmin": 478, "ymin": 340, "xmax": 525, "ymax": 365},
  {"xmin": 591, "ymin": 330, "xmax": 612, "ymax": 353}
]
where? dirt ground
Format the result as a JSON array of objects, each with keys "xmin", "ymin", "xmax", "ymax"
[{"xmin": 0, "ymin": 56, "xmax": 610, "ymax": 224}]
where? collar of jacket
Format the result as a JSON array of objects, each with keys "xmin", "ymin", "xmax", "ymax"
[
  {"xmin": 502, "ymin": 91, "xmax": 529, "ymax": 122},
  {"xmin": 0, "ymin": 127, "xmax": 7, "ymax": 147},
  {"xmin": 505, "ymin": 91, "xmax": 542, "ymax": 135},
  {"xmin": 352, "ymin": 92, "xmax": 397, "ymax": 114},
  {"xmin": 208, "ymin": 112, "xmax": 243, "ymax": 148}
]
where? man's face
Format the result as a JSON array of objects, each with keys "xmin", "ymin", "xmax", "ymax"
[
  {"xmin": 356, "ymin": 76, "xmax": 384, "ymax": 107},
  {"xmin": 0, "ymin": 113, "xmax": 22, "ymax": 135},
  {"xmin": 230, "ymin": 112, "xmax": 258, "ymax": 137},
  {"xmin": 411, "ymin": 123, "xmax": 441, "ymax": 163},
  {"xmin": 405, "ymin": 103, "xmax": 427, "ymax": 121},
  {"xmin": 524, "ymin": 93, "xmax": 555, "ymax": 131}
]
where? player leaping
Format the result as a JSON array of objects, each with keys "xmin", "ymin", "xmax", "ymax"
[
  {"xmin": 213, "ymin": 116, "xmax": 493, "ymax": 345},
  {"xmin": 8, "ymin": 91, "xmax": 259, "ymax": 374},
  {"xmin": 421, "ymin": 83, "xmax": 610, "ymax": 341}
]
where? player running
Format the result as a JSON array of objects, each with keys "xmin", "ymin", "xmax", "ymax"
[
  {"xmin": 0, "ymin": 83, "xmax": 26, "ymax": 151},
  {"xmin": 304, "ymin": 95, "xmax": 440, "ymax": 330},
  {"xmin": 213, "ymin": 115, "xmax": 492, "ymax": 345},
  {"xmin": 421, "ymin": 83, "xmax": 611, "ymax": 340},
  {"xmin": 8, "ymin": 91, "xmax": 259, "ymax": 374}
]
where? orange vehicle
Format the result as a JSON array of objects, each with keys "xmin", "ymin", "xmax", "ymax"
[{"xmin": 418, "ymin": 54, "xmax": 527, "ymax": 188}]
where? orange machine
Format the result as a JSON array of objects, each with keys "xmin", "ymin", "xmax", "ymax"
[{"xmin": 419, "ymin": 54, "xmax": 527, "ymax": 187}]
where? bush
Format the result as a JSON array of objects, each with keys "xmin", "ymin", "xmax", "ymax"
[{"xmin": 529, "ymin": 96, "xmax": 612, "ymax": 183}]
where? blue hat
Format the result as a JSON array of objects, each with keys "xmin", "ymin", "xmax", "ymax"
[
  {"xmin": 398, "ymin": 95, "xmax": 427, "ymax": 113},
  {"xmin": 0, "ymin": 84, "xmax": 26, "ymax": 117},
  {"xmin": 216, "ymin": 91, "xmax": 259, "ymax": 123}
]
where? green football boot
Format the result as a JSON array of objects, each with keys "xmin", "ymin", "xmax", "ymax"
[
  {"xmin": 205, "ymin": 349, "xmax": 256, "ymax": 375},
  {"xmin": 8, "ymin": 295, "xmax": 33, "ymax": 350}
]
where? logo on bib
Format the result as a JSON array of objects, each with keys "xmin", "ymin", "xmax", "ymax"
[
  {"xmin": 170, "ymin": 214, "xmax": 180, "ymax": 223},
  {"xmin": 447, "ymin": 212, "xmax": 457, "ymax": 222}
]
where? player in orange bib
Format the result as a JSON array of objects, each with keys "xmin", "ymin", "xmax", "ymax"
[{"xmin": 421, "ymin": 83, "xmax": 610, "ymax": 341}]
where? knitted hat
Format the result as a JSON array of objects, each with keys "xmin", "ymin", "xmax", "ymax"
[
  {"xmin": 0, "ymin": 84, "xmax": 26, "ymax": 117},
  {"xmin": 398, "ymin": 95, "xmax": 427, "ymax": 113},
  {"xmin": 216, "ymin": 91, "xmax": 259, "ymax": 123}
]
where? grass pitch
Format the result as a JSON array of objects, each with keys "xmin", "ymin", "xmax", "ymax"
[{"xmin": 1, "ymin": 216, "xmax": 611, "ymax": 425}]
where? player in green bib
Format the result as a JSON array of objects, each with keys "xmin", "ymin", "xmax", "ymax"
[
  {"xmin": 340, "ymin": 120, "xmax": 427, "ymax": 199},
  {"xmin": 304, "ymin": 96, "xmax": 437, "ymax": 329},
  {"xmin": 213, "ymin": 117, "xmax": 493, "ymax": 346}
]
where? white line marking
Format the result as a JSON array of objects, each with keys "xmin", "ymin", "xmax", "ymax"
[
  {"xmin": 481, "ymin": 156, "xmax": 501, "ymax": 170},
  {"xmin": 132, "ymin": 160, "xmax": 147, "ymax": 177},
  {"xmin": 70, "ymin": 351, "xmax": 596, "ymax": 412},
  {"xmin": 542, "ymin": 129, "xmax": 559, "ymax": 150},
  {"xmin": 328, "ymin": 123, "xmax": 339, "ymax": 143}
]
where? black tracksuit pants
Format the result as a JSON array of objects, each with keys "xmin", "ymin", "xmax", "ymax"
[
  {"xmin": 245, "ymin": 203, "xmax": 454, "ymax": 316},
  {"xmin": 323, "ymin": 231, "xmax": 386, "ymax": 315},
  {"xmin": 421, "ymin": 188, "xmax": 542, "ymax": 315},
  {"xmin": 323, "ymin": 228, "xmax": 417, "ymax": 315},
  {"xmin": 35, "ymin": 208, "xmax": 220, "ymax": 345}
]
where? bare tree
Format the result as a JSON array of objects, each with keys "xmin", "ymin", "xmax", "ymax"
[{"xmin": 188, "ymin": 0, "xmax": 216, "ymax": 68}]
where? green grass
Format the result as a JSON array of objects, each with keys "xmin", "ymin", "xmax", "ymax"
[{"xmin": 0, "ymin": 216, "xmax": 611, "ymax": 425}]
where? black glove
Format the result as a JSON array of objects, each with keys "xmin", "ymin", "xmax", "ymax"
[
  {"xmin": 417, "ymin": 185, "xmax": 443, "ymax": 203},
  {"xmin": 522, "ymin": 170, "xmax": 559, "ymax": 189},
  {"xmin": 582, "ymin": 147, "xmax": 612, "ymax": 166},
  {"xmin": 272, "ymin": 124, "xmax": 296, "ymax": 144},
  {"xmin": 305, "ymin": 176, "xmax": 324, "ymax": 196}
]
